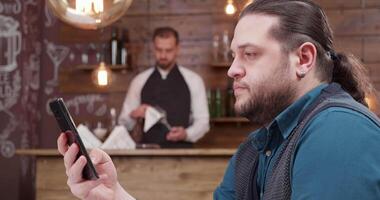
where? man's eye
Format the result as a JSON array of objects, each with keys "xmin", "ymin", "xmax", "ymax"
[{"xmin": 244, "ymin": 52, "xmax": 257, "ymax": 58}]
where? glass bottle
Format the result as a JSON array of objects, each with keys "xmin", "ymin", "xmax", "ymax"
[
  {"xmin": 119, "ymin": 28, "xmax": 132, "ymax": 70},
  {"xmin": 110, "ymin": 27, "xmax": 120, "ymax": 65},
  {"xmin": 222, "ymin": 30, "xmax": 230, "ymax": 62},
  {"xmin": 207, "ymin": 88, "xmax": 215, "ymax": 118},
  {"xmin": 215, "ymin": 88, "xmax": 223, "ymax": 118}
]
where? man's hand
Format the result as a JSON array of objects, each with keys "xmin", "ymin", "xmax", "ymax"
[
  {"xmin": 166, "ymin": 127, "xmax": 187, "ymax": 142},
  {"xmin": 130, "ymin": 104, "xmax": 150, "ymax": 119},
  {"xmin": 57, "ymin": 133, "xmax": 134, "ymax": 200}
]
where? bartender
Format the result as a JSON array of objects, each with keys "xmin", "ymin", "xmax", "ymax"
[{"xmin": 118, "ymin": 27, "xmax": 209, "ymax": 148}]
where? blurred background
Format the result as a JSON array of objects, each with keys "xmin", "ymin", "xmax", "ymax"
[{"xmin": 0, "ymin": 0, "xmax": 379, "ymax": 199}]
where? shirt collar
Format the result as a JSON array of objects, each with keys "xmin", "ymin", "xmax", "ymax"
[
  {"xmin": 155, "ymin": 64, "xmax": 178, "ymax": 80},
  {"xmin": 273, "ymin": 83, "xmax": 328, "ymax": 139},
  {"xmin": 249, "ymin": 83, "xmax": 328, "ymax": 151}
]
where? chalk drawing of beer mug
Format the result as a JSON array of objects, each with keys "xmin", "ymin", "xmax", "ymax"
[{"xmin": 0, "ymin": 15, "xmax": 22, "ymax": 73}]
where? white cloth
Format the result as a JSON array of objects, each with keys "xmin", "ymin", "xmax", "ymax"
[
  {"xmin": 101, "ymin": 126, "xmax": 136, "ymax": 149},
  {"xmin": 77, "ymin": 124, "xmax": 136, "ymax": 149},
  {"xmin": 77, "ymin": 124, "xmax": 102, "ymax": 148},
  {"xmin": 144, "ymin": 106, "xmax": 165, "ymax": 132},
  {"xmin": 118, "ymin": 65, "xmax": 210, "ymax": 143}
]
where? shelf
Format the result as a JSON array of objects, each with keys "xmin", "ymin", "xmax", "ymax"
[
  {"xmin": 210, "ymin": 117, "xmax": 249, "ymax": 123},
  {"xmin": 59, "ymin": 67, "xmax": 137, "ymax": 93},
  {"xmin": 210, "ymin": 62, "xmax": 232, "ymax": 68},
  {"xmin": 76, "ymin": 64, "xmax": 129, "ymax": 71}
]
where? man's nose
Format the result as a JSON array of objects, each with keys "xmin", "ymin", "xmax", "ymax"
[
  {"xmin": 227, "ymin": 58, "xmax": 245, "ymax": 79},
  {"xmin": 159, "ymin": 52, "xmax": 167, "ymax": 59}
]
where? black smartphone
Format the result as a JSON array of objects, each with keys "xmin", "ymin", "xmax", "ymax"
[{"xmin": 49, "ymin": 98, "xmax": 99, "ymax": 180}]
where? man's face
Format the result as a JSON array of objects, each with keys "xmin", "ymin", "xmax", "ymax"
[
  {"xmin": 153, "ymin": 36, "xmax": 179, "ymax": 70},
  {"xmin": 228, "ymin": 14, "xmax": 298, "ymax": 125}
]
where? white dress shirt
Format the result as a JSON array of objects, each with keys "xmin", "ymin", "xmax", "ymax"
[{"xmin": 118, "ymin": 65, "xmax": 210, "ymax": 143}]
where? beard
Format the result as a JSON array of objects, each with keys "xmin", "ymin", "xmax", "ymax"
[
  {"xmin": 156, "ymin": 60, "xmax": 175, "ymax": 70},
  {"xmin": 234, "ymin": 57, "xmax": 297, "ymax": 125}
]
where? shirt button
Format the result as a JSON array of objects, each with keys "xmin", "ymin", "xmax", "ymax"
[{"xmin": 265, "ymin": 150, "xmax": 272, "ymax": 157}]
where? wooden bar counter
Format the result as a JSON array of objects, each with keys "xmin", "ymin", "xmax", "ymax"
[{"xmin": 17, "ymin": 149, "xmax": 236, "ymax": 200}]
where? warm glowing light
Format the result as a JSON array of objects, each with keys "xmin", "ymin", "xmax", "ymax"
[
  {"xmin": 225, "ymin": 2, "xmax": 236, "ymax": 15},
  {"xmin": 365, "ymin": 96, "xmax": 377, "ymax": 111},
  {"xmin": 94, "ymin": 0, "xmax": 104, "ymax": 13},
  {"xmin": 97, "ymin": 70, "xmax": 108, "ymax": 86},
  {"xmin": 47, "ymin": 0, "xmax": 132, "ymax": 29},
  {"xmin": 76, "ymin": 0, "xmax": 104, "ymax": 15},
  {"xmin": 96, "ymin": 62, "xmax": 109, "ymax": 86},
  {"xmin": 245, "ymin": 0, "xmax": 253, "ymax": 8}
]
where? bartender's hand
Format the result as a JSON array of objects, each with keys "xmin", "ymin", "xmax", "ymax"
[
  {"xmin": 166, "ymin": 127, "xmax": 187, "ymax": 142},
  {"xmin": 57, "ymin": 133, "xmax": 135, "ymax": 200},
  {"xmin": 130, "ymin": 104, "xmax": 150, "ymax": 119}
]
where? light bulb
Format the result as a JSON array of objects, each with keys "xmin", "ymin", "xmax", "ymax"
[
  {"xmin": 47, "ymin": 0, "xmax": 132, "ymax": 30},
  {"xmin": 225, "ymin": 2, "xmax": 236, "ymax": 15},
  {"xmin": 94, "ymin": 62, "xmax": 111, "ymax": 87},
  {"xmin": 93, "ymin": 0, "xmax": 104, "ymax": 14},
  {"xmin": 97, "ymin": 70, "xmax": 108, "ymax": 86}
]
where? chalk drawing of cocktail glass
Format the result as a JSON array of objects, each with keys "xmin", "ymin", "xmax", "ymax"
[
  {"xmin": 45, "ymin": 40, "xmax": 69, "ymax": 87},
  {"xmin": 0, "ymin": 15, "xmax": 22, "ymax": 73}
]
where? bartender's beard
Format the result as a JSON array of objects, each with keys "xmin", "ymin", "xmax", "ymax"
[
  {"xmin": 157, "ymin": 60, "xmax": 175, "ymax": 70},
  {"xmin": 234, "ymin": 58, "xmax": 297, "ymax": 125}
]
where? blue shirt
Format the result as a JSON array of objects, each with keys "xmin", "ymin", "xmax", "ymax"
[{"xmin": 214, "ymin": 84, "xmax": 380, "ymax": 200}]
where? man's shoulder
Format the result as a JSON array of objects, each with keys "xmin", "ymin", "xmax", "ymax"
[
  {"xmin": 302, "ymin": 106, "xmax": 380, "ymax": 143},
  {"xmin": 292, "ymin": 106, "xmax": 380, "ymax": 200},
  {"xmin": 312, "ymin": 106, "xmax": 379, "ymax": 128},
  {"xmin": 133, "ymin": 67, "xmax": 155, "ymax": 80},
  {"xmin": 178, "ymin": 66, "xmax": 203, "ymax": 82}
]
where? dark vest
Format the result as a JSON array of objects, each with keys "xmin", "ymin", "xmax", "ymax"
[
  {"xmin": 235, "ymin": 83, "xmax": 380, "ymax": 200},
  {"xmin": 141, "ymin": 65, "xmax": 192, "ymax": 148}
]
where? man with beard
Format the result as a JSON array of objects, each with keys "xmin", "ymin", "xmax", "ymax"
[
  {"xmin": 56, "ymin": 1, "xmax": 380, "ymax": 200},
  {"xmin": 118, "ymin": 26, "xmax": 209, "ymax": 148}
]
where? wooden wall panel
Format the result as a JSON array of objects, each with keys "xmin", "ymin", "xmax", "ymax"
[
  {"xmin": 177, "ymin": 41, "xmax": 211, "ymax": 68},
  {"xmin": 364, "ymin": 0, "xmax": 380, "ymax": 8},
  {"xmin": 148, "ymin": 15, "xmax": 213, "ymax": 41},
  {"xmin": 334, "ymin": 36, "xmax": 363, "ymax": 60},
  {"xmin": 211, "ymin": 14, "xmax": 238, "ymax": 37},
  {"xmin": 58, "ymin": 24, "xmax": 111, "ymax": 43},
  {"xmin": 126, "ymin": 0, "xmax": 149, "ymax": 15},
  {"xmin": 314, "ymin": 0, "xmax": 363, "ymax": 9},
  {"xmin": 326, "ymin": 10, "xmax": 364, "ymax": 36},
  {"xmin": 363, "ymin": 9, "xmax": 380, "ymax": 35},
  {"xmin": 118, "ymin": 16, "xmax": 152, "ymax": 43},
  {"xmin": 149, "ymin": 0, "xmax": 220, "ymax": 14},
  {"xmin": 364, "ymin": 37, "xmax": 380, "ymax": 63},
  {"xmin": 368, "ymin": 63, "xmax": 380, "ymax": 83}
]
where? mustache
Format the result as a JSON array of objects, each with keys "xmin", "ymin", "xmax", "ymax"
[{"xmin": 233, "ymin": 81, "xmax": 249, "ymax": 90}]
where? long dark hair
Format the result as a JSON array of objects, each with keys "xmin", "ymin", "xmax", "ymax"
[{"xmin": 240, "ymin": 0, "xmax": 376, "ymax": 106}]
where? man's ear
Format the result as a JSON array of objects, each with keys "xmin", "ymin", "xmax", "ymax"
[{"xmin": 294, "ymin": 42, "xmax": 317, "ymax": 79}]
